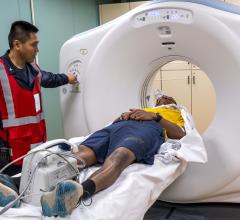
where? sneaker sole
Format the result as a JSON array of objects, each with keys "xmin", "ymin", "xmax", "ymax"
[{"xmin": 41, "ymin": 180, "xmax": 83, "ymax": 217}]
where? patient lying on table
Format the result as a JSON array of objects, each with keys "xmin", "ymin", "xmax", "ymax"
[{"xmin": 0, "ymin": 94, "xmax": 186, "ymax": 217}]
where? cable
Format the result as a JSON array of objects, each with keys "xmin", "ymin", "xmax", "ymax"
[
  {"xmin": 56, "ymin": 151, "xmax": 86, "ymax": 169},
  {"xmin": 0, "ymin": 149, "xmax": 45, "ymax": 173},
  {"xmin": 0, "ymin": 151, "xmax": 79, "ymax": 214},
  {"xmin": 0, "ymin": 141, "xmax": 84, "ymax": 173},
  {"xmin": 0, "ymin": 154, "xmax": 45, "ymax": 214},
  {"xmin": 0, "ymin": 146, "xmax": 86, "ymax": 215}
]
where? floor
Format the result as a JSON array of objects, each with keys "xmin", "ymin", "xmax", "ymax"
[{"xmin": 144, "ymin": 201, "xmax": 240, "ymax": 220}]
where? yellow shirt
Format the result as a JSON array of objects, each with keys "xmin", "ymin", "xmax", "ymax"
[{"xmin": 144, "ymin": 106, "xmax": 185, "ymax": 137}]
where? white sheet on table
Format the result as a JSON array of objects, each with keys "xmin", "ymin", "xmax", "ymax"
[
  {"xmin": 0, "ymin": 106, "xmax": 207, "ymax": 220},
  {"xmin": 0, "ymin": 158, "xmax": 187, "ymax": 220}
]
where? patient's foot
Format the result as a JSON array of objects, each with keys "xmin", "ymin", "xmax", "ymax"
[
  {"xmin": 0, "ymin": 174, "xmax": 20, "ymax": 208},
  {"xmin": 41, "ymin": 180, "xmax": 83, "ymax": 217}
]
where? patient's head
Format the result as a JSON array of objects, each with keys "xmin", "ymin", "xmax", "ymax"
[{"xmin": 155, "ymin": 95, "xmax": 177, "ymax": 106}]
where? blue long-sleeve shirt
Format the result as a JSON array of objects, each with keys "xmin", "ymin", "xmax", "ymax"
[{"xmin": 0, "ymin": 51, "xmax": 68, "ymax": 90}]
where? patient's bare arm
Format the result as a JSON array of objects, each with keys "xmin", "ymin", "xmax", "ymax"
[
  {"xmin": 123, "ymin": 109, "xmax": 185, "ymax": 139},
  {"xmin": 158, "ymin": 117, "xmax": 185, "ymax": 139}
]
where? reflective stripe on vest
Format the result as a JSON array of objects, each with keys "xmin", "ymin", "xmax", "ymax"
[
  {"xmin": 0, "ymin": 64, "xmax": 15, "ymax": 119},
  {"xmin": 0, "ymin": 63, "xmax": 45, "ymax": 128},
  {"xmin": 2, "ymin": 112, "xmax": 45, "ymax": 127}
]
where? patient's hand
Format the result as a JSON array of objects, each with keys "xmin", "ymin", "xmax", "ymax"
[
  {"xmin": 121, "ymin": 112, "xmax": 132, "ymax": 120},
  {"xmin": 113, "ymin": 112, "xmax": 132, "ymax": 123},
  {"xmin": 128, "ymin": 109, "xmax": 156, "ymax": 121}
]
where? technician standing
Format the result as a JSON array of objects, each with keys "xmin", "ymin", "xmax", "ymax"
[{"xmin": 0, "ymin": 20, "xmax": 77, "ymax": 175}]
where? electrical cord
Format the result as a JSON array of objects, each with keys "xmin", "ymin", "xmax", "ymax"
[
  {"xmin": 19, "ymin": 153, "xmax": 86, "ymax": 199},
  {"xmin": 0, "ymin": 149, "xmax": 46, "ymax": 173},
  {"xmin": 0, "ymin": 145, "xmax": 86, "ymax": 215},
  {"xmin": 55, "ymin": 151, "xmax": 86, "ymax": 169},
  {"xmin": 0, "ymin": 140, "xmax": 81, "ymax": 173},
  {"xmin": 0, "ymin": 150, "xmax": 83, "ymax": 214},
  {"xmin": 0, "ymin": 153, "xmax": 46, "ymax": 215}
]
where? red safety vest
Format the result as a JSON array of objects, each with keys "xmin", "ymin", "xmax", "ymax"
[{"xmin": 0, "ymin": 59, "xmax": 47, "ymax": 165}]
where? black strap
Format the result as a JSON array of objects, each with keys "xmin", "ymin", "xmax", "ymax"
[
  {"xmin": 0, "ymin": 112, "xmax": 10, "ymax": 169},
  {"xmin": 0, "ymin": 112, "xmax": 7, "ymax": 142}
]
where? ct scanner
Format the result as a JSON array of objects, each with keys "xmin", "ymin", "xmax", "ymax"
[{"xmin": 60, "ymin": 0, "xmax": 240, "ymax": 203}]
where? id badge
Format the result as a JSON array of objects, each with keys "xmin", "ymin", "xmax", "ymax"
[{"xmin": 34, "ymin": 93, "xmax": 41, "ymax": 112}]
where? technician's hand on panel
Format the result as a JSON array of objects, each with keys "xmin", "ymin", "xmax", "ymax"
[
  {"xmin": 0, "ymin": 20, "xmax": 76, "ymax": 176},
  {"xmin": 67, "ymin": 73, "xmax": 78, "ymax": 84}
]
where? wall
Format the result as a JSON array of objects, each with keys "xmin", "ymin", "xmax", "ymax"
[
  {"xmin": 0, "ymin": 0, "xmax": 98, "ymax": 140},
  {"xmin": 0, "ymin": 0, "xmax": 31, "ymax": 52},
  {"xmin": 33, "ymin": 0, "xmax": 98, "ymax": 139}
]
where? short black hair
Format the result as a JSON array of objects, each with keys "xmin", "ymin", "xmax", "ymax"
[{"xmin": 8, "ymin": 20, "xmax": 38, "ymax": 49}]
